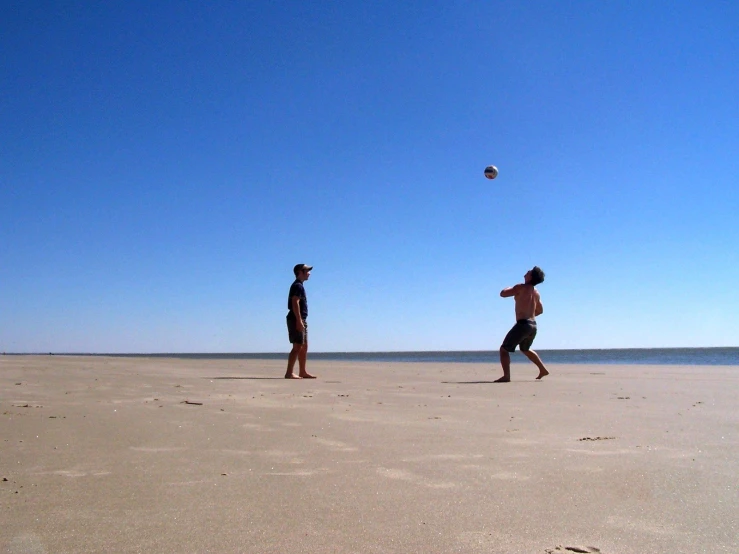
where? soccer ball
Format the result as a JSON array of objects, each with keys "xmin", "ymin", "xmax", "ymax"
[{"xmin": 484, "ymin": 165, "xmax": 498, "ymax": 179}]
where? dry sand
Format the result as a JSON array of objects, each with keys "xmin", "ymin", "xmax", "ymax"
[{"xmin": 1, "ymin": 355, "xmax": 737, "ymax": 553}]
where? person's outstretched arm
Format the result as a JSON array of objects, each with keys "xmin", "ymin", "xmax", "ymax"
[{"xmin": 500, "ymin": 284, "xmax": 521, "ymax": 298}]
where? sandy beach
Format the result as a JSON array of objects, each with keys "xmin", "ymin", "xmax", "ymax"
[{"xmin": 1, "ymin": 356, "xmax": 737, "ymax": 553}]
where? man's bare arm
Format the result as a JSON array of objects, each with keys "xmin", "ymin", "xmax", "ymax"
[
  {"xmin": 500, "ymin": 284, "xmax": 521, "ymax": 298},
  {"xmin": 291, "ymin": 296, "xmax": 304, "ymax": 331},
  {"xmin": 535, "ymin": 300, "xmax": 543, "ymax": 317}
]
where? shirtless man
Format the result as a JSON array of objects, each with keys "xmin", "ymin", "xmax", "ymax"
[{"xmin": 495, "ymin": 266, "xmax": 549, "ymax": 382}]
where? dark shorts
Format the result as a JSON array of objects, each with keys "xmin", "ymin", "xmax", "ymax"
[
  {"xmin": 501, "ymin": 319, "xmax": 537, "ymax": 352},
  {"xmin": 286, "ymin": 315, "xmax": 307, "ymax": 345}
]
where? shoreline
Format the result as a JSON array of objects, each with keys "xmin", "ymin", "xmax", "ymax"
[
  {"xmin": 3, "ymin": 346, "xmax": 738, "ymax": 367},
  {"xmin": 2, "ymin": 356, "xmax": 737, "ymax": 553}
]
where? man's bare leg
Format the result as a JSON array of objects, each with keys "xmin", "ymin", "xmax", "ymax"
[
  {"xmin": 495, "ymin": 347, "xmax": 511, "ymax": 382},
  {"xmin": 285, "ymin": 344, "xmax": 303, "ymax": 378},
  {"xmin": 297, "ymin": 343, "xmax": 316, "ymax": 379},
  {"xmin": 523, "ymin": 349, "xmax": 549, "ymax": 379}
]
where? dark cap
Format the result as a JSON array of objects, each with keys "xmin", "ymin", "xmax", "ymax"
[{"xmin": 293, "ymin": 264, "xmax": 313, "ymax": 275}]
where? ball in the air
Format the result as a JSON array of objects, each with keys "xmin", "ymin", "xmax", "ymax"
[{"xmin": 484, "ymin": 165, "xmax": 498, "ymax": 179}]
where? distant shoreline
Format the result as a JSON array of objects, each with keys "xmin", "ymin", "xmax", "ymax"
[{"xmin": 4, "ymin": 347, "xmax": 738, "ymax": 366}]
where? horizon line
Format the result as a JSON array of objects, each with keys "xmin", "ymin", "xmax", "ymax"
[{"xmin": 3, "ymin": 346, "xmax": 738, "ymax": 356}]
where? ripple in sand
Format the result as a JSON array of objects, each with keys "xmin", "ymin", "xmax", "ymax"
[
  {"xmin": 51, "ymin": 470, "xmax": 88, "ymax": 478},
  {"xmin": 456, "ymin": 530, "xmax": 501, "ymax": 549},
  {"xmin": 264, "ymin": 470, "xmax": 314, "ymax": 476},
  {"xmin": 546, "ymin": 547, "xmax": 602, "ymax": 553},
  {"xmin": 488, "ymin": 471, "xmax": 530, "ymax": 481},
  {"xmin": 6, "ymin": 533, "xmax": 48, "ymax": 554},
  {"xmin": 607, "ymin": 515, "xmax": 683, "ymax": 537},
  {"xmin": 565, "ymin": 448, "xmax": 635, "ymax": 456},
  {"xmin": 259, "ymin": 449, "xmax": 301, "ymax": 459},
  {"xmin": 130, "ymin": 446, "xmax": 187, "ymax": 453},
  {"xmin": 314, "ymin": 438, "xmax": 358, "ymax": 452},
  {"xmin": 402, "ymin": 453, "xmax": 485, "ymax": 462},
  {"xmin": 376, "ymin": 467, "xmax": 455, "ymax": 489}
]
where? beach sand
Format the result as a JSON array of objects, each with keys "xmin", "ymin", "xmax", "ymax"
[{"xmin": 1, "ymin": 356, "xmax": 737, "ymax": 553}]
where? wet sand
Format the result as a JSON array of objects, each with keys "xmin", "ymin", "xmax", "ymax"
[{"xmin": 2, "ymin": 356, "xmax": 737, "ymax": 553}]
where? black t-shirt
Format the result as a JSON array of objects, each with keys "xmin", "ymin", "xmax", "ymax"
[{"xmin": 287, "ymin": 279, "xmax": 308, "ymax": 319}]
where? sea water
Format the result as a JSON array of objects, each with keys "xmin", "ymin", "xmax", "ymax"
[{"xmin": 93, "ymin": 347, "xmax": 739, "ymax": 366}]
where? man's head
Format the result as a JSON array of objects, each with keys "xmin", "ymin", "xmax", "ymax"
[
  {"xmin": 293, "ymin": 263, "xmax": 313, "ymax": 280},
  {"xmin": 525, "ymin": 266, "xmax": 545, "ymax": 286}
]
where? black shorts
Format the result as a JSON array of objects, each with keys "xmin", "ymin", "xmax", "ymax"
[
  {"xmin": 286, "ymin": 315, "xmax": 307, "ymax": 345},
  {"xmin": 501, "ymin": 319, "xmax": 537, "ymax": 352}
]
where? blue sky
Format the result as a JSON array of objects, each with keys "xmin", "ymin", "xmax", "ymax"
[{"xmin": 2, "ymin": 1, "xmax": 737, "ymax": 353}]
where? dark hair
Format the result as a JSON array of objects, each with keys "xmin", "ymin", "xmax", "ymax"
[{"xmin": 530, "ymin": 266, "xmax": 545, "ymax": 286}]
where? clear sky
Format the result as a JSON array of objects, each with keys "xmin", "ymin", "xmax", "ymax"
[{"xmin": 2, "ymin": 1, "xmax": 737, "ymax": 353}]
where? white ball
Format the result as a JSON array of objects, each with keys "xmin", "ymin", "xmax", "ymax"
[{"xmin": 484, "ymin": 165, "xmax": 498, "ymax": 179}]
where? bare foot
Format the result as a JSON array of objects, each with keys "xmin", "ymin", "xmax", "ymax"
[
  {"xmin": 493, "ymin": 376, "xmax": 510, "ymax": 383},
  {"xmin": 285, "ymin": 374, "xmax": 302, "ymax": 379},
  {"xmin": 299, "ymin": 373, "xmax": 317, "ymax": 379},
  {"xmin": 536, "ymin": 368, "xmax": 549, "ymax": 380}
]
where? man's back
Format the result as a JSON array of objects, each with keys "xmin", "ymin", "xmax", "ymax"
[{"xmin": 514, "ymin": 284, "xmax": 541, "ymax": 321}]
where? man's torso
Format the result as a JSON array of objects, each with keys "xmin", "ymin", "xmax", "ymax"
[
  {"xmin": 287, "ymin": 279, "xmax": 308, "ymax": 319},
  {"xmin": 514, "ymin": 284, "xmax": 539, "ymax": 321}
]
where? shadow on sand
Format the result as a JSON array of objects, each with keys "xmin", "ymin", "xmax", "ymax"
[
  {"xmin": 442, "ymin": 380, "xmax": 521, "ymax": 384},
  {"xmin": 207, "ymin": 376, "xmax": 284, "ymax": 380}
]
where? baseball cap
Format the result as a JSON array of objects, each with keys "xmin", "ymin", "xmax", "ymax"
[{"xmin": 293, "ymin": 264, "xmax": 313, "ymax": 275}]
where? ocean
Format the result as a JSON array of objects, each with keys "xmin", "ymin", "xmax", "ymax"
[{"xmin": 62, "ymin": 347, "xmax": 739, "ymax": 366}]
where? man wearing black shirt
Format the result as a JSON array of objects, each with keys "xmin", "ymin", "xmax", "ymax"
[{"xmin": 285, "ymin": 264, "xmax": 316, "ymax": 379}]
